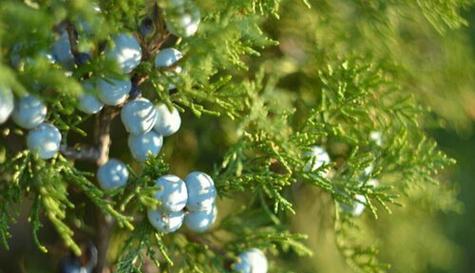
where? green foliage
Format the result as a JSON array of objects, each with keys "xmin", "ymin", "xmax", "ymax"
[{"xmin": 0, "ymin": 0, "xmax": 472, "ymax": 272}]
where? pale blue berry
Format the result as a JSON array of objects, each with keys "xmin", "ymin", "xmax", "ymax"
[
  {"xmin": 185, "ymin": 171, "xmax": 217, "ymax": 211},
  {"xmin": 154, "ymin": 174, "xmax": 188, "ymax": 212},
  {"xmin": 234, "ymin": 249, "xmax": 268, "ymax": 273},
  {"xmin": 147, "ymin": 209, "xmax": 184, "ymax": 233},
  {"xmin": 165, "ymin": 2, "xmax": 200, "ymax": 37},
  {"xmin": 26, "ymin": 123, "xmax": 62, "ymax": 159},
  {"xmin": 184, "ymin": 204, "xmax": 217, "ymax": 233},
  {"xmin": 97, "ymin": 159, "xmax": 129, "ymax": 190},
  {"xmin": 107, "ymin": 33, "xmax": 142, "ymax": 73},
  {"xmin": 340, "ymin": 194, "xmax": 367, "ymax": 216},
  {"xmin": 154, "ymin": 48, "xmax": 183, "ymax": 90},
  {"xmin": 154, "ymin": 104, "xmax": 181, "ymax": 136},
  {"xmin": 303, "ymin": 146, "xmax": 330, "ymax": 173},
  {"xmin": 78, "ymin": 81, "xmax": 103, "ymax": 114},
  {"xmin": 367, "ymin": 178, "xmax": 379, "ymax": 187},
  {"xmin": 128, "ymin": 131, "xmax": 163, "ymax": 162},
  {"xmin": 370, "ymin": 131, "xmax": 383, "ymax": 146},
  {"xmin": 155, "ymin": 48, "xmax": 183, "ymax": 68},
  {"xmin": 121, "ymin": 98, "xmax": 157, "ymax": 135},
  {"xmin": 0, "ymin": 87, "xmax": 14, "ymax": 124},
  {"xmin": 52, "ymin": 30, "xmax": 75, "ymax": 69},
  {"xmin": 12, "ymin": 95, "xmax": 47, "ymax": 129},
  {"xmin": 78, "ymin": 94, "xmax": 103, "ymax": 114},
  {"xmin": 97, "ymin": 78, "xmax": 131, "ymax": 106},
  {"xmin": 363, "ymin": 163, "xmax": 374, "ymax": 177}
]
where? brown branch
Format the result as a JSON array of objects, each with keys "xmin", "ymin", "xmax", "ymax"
[
  {"xmin": 93, "ymin": 106, "xmax": 120, "ymax": 273},
  {"xmin": 59, "ymin": 5, "xmax": 174, "ymax": 272},
  {"xmin": 94, "ymin": 107, "xmax": 119, "ymax": 166},
  {"xmin": 63, "ymin": 20, "xmax": 86, "ymax": 67}
]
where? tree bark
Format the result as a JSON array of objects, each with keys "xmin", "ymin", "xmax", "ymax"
[{"xmin": 93, "ymin": 107, "xmax": 119, "ymax": 273}]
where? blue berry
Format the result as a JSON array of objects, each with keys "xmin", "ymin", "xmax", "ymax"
[
  {"xmin": 76, "ymin": 52, "xmax": 92, "ymax": 65},
  {"xmin": 147, "ymin": 209, "xmax": 184, "ymax": 233},
  {"xmin": 234, "ymin": 249, "xmax": 268, "ymax": 273},
  {"xmin": 78, "ymin": 81, "xmax": 103, "ymax": 114},
  {"xmin": 58, "ymin": 256, "xmax": 83, "ymax": 273},
  {"xmin": 78, "ymin": 94, "xmax": 103, "ymax": 114},
  {"xmin": 139, "ymin": 18, "xmax": 155, "ymax": 37},
  {"xmin": 340, "ymin": 194, "xmax": 367, "ymax": 216},
  {"xmin": 154, "ymin": 104, "xmax": 181, "ymax": 136},
  {"xmin": 155, "ymin": 48, "xmax": 183, "ymax": 68},
  {"xmin": 303, "ymin": 146, "xmax": 330, "ymax": 173},
  {"xmin": 107, "ymin": 33, "xmax": 142, "ymax": 73},
  {"xmin": 52, "ymin": 30, "xmax": 75, "ymax": 69},
  {"xmin": 97, "ymin": 77, "xmax": 131, "ymax": 106},
  {"xmin": 0, "ymin": 87, "xmax": 14, "ymax": 124},
  {"xmin": 128, "ymin": 131, "xmax": 163, "ymax": 162},
  {"xmin": 185, "ymin": 171, "xmax": 217, "ymax": 211},
  {"xmin": 154, "ymin": 174, "xmax": 188, "ymax": 212},
  {"xmin": 165, "ymin": 2, "xmax": 201, "ymax": 37},
  {"xmin": 121, "ymin": 97, "xmax": 157, "ymax": 135},
  {"xmin": 12, "ymin": 95, "xmax": 47, "ymax": 129},
  {"xmin": 184, "ymin": 204, "xmax": 217, "ymax": 233},
  {"xmin": 370, "ymin": 131, "xmax": 383, "ymax": 146},
  {"xmin": 26, "ymin": 123, "xmax": 62, "ymax": 159},
  {"xmin": 97, "ymin": 159, "xmax": 129, "ymax": 190}
]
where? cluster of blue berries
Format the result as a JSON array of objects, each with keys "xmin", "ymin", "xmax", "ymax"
[
  {"xmin": 147, "ymin": 171, "xmax": 218, "ymax": 233},
  {"xmin": 0, "ymin": 90, "xmax": 61, "ymax": 160},
  {"xmin": 0, "ymin": 1, "xmax": 273, "ymax": 271}
]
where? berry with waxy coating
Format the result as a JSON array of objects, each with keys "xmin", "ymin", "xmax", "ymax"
[
  {"xmin": 128, "ymin": 131, "xmax": 163, "ymax": 162},
  {"xmin": 363, "ymin": 163, "xmax": 374, "ymax": 177},
  {"xmin": 184, "ymin": 204, "xmax": 217, "ymax": 232},
  {"xmin": 97, "ymin": 159, "xmax": 129, "ymax": 190},
  {"xmin": 155, "ymin": 48, "xmax": 184, "ymax": 90},
  {"xmin": 234, "ymin": 248, "xmax": 268, "ymax": 273},
  {"xmin": 303, "ymin": 145, "xmax": 330, "ymax": 173},
  {"xmin": 370, "ymin": 131, "xmax": 383, "ymax": 146},
  {"xmin": 185, "ymin": 171, "xmax": 217, "ymax": 211},
  {"xmin": 165, "ymin": 1, "xmax": 201, "ymax": 37},
  {"xmin": 154, "ymin": 174, "xmax": 188, "ymax": 212},
  {"xmin": 107, "ymin": 33, "xmax": 142, "ymax": 73},
  {"xmin": 97, "ymin": 78, "xmax": 131, "ymax": 106},
  {"xmin": 58, "ymin": 243, "xmax": 97, "ymax": 273},
  {"xmin": 78, "ymin": 81, "xmax": 103, "ymax": 114},
  {"xmin": 52, "ymin": 30, "xmax": 74, "ymax": 69},
  {"xmin": 147, "ymin": 209, "xmax": 184, "ymax": 233},
  {"xmin": 12, "ymin": 95, "xmax": 47, "ymax": 129},
  {"xmin": 26, "ymin": 123, "xmax": 62, "ymax": 159},
  {"xmin": 0, "ymin": 87, "xmax": 14, "ymax": 124},
  {"xmin": 121, "ymin": 97, "xmax": 157, "ymax": 135},
  {"xmin": 340, "ymin": 194, "xmax": 367, "ymax": 216},
  {"xmin": 154, "ymin": 104, "xmax": 181, "ymax": 136},
  {"xmin": 58, "ymin": 256, "xmax": 83, "ymax": 273},
  {"xmin": 155, "ymin": 48, "xmax": 183, "ymax": 68},
  {"xmin": 339, "ymin": 178, "xmax": 378, "ymax": 216},
  {"xmin": 78, "ymin": 94, "xmax": 103, "ymax": 114}
]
